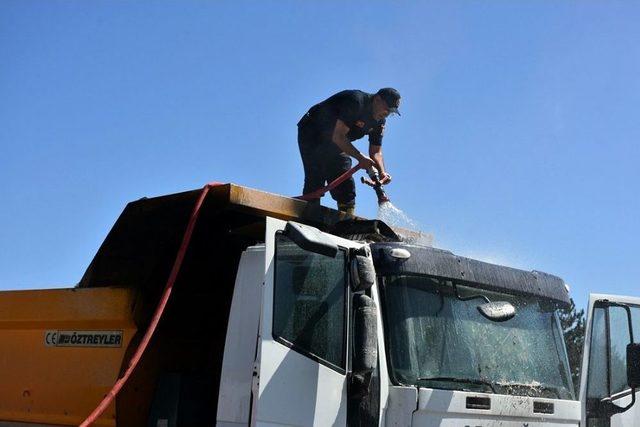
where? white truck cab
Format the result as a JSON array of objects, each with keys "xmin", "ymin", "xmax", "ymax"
[
  {"xmin": 580, "ymin": 294, "xmax": 640, "ymax": 427},
  {"xmin": 216, "ymin": 217, "xmax": 640, "ymax": 427}
]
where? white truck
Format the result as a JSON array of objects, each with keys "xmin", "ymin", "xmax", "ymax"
[
  {"xmin": 219, "ymin": 217, "xmax": 639, "ymax": 427},
  {"xmin": 0, "ymin": 184, "xmax": 637, "ymax": 427}
]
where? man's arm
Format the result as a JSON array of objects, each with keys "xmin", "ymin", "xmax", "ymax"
[
  {"xmin": 332, "ymin": 119, "xmax": 376, "ymax": 169},
  {"xmin": 369, "ymin": 144, "xmax": 392, "ymax": 184}
]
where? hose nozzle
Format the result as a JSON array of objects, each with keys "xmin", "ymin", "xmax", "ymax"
[{"xmin": 361, "ymin": 168, "xmax": 390, "ymax": 204}]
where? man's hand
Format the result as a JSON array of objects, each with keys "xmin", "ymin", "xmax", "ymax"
[
  {"xmin": 380, "ymin": 172, "xmax": 392, "ymax": 185},
  {"xmin": 369, "ymin": 144, "xmax": 390, "ymax": 184},
  {"xmin": 357, "ymin": 156, "xmax": 376, "ymax": 170}
]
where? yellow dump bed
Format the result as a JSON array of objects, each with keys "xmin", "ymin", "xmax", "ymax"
[{"xmin": 0, "ymin": 287, "xmax": 136, "ymax": 426}]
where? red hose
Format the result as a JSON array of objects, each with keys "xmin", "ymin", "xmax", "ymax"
[
  {"xmin": 295, "ymin": 165, "xmax": 362, "ymax": 201},
  {"xmin": 79, "ymin": 182, "xmax": 223, "ymax": 427}
]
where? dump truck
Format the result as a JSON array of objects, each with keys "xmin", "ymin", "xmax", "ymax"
[{"xmin": 0, "ymin": 183, "xmax": 638, "ymax": 427}]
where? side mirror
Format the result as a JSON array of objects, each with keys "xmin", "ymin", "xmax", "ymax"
[
  {"xmin": 350, "ymin": 246, "xmax": 375, "ymax": 292},
  {"xmin": 284, "ymin": 222, "xmax": 338, "ymax": 258},
  {"xmin": 351, "ymin": 294, "xmax": 378, "ymax": 398},
  {"xmin": 451, "ymin": 282, "xmax": 516, "ymax": 323},
  {"xmin": 477, "ymin": 301, "xmax": 516, "ymax": 322},
  {"xmin": 628, "ymin": 343, "xmax": 640, "ymax": 389}
]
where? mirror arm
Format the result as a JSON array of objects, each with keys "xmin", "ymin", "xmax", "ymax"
[
  {"xmin": 601, "ymin": 388, "xmax": 636, "ymax": 415},
  {"xmin": 599, "ymin": 300, "xmax": 634, "ymax": 341},
  {"xmin": 283, "ymin": 222, "xmax": 338, "ymax": 258},
  {"xmin": 452, "ymin": 282, "xmax": 490, "ymax": 304}
]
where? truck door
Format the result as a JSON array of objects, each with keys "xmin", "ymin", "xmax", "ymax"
[
  {"xmin": 580, "ymin": 294, "xmax": 640, "ymax": 427},
  {"xmin": 254, "ymin": 218, "xmax": 367, "ymax": 427}
]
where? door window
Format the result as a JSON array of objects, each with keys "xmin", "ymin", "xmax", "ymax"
[
  {"xmin": 586, "ymin": 303, "xmax": 638, "ymax": 400},
  {"xmin": 272, "ymin": 233, "xmax": 348, "ymax": 372},
  {"xmin": 586, "ymin": 307, "xmax": 607, "ymax": 399},
  {"xmin": 609, "ymin": 306, "xmax": 632, "ymax": 395}
]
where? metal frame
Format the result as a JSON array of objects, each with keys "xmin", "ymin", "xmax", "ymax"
[{"xmin": 586, "ymin": 299, "xmax": 638, "ymax": 420}]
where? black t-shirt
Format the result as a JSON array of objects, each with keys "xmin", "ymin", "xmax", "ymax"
[{"xmin": 298, "ymin": 90, "xmax": 386, "ymax": 146}]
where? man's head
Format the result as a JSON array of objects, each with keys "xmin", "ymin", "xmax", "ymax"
[{"xmin": 373, "ymin": 87, "xmax": 401, "ymax": 120}]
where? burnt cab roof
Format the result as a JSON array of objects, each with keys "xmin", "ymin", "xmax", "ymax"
[{"xmin": 371, "ymin": 242, "xmax": 571, "ymax": 307}]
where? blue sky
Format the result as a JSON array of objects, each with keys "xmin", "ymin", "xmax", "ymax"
[{"xmin": 1, "ymin": 1, "xmax": 638, "ymax": 310}]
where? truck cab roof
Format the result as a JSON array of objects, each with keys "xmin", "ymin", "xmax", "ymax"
[{"xmin": 371, "ymin": 242, "xmax": 570, "ymax": 306}]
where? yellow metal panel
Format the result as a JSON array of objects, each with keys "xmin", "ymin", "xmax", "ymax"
[{"xmin": 0, "ymin": 287, "xmax": 137, "ymax": 426}]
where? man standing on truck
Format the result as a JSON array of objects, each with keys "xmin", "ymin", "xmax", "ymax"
[{"xmin": 297, "ymin": 88, "xmax": 401, "ymax": 215}]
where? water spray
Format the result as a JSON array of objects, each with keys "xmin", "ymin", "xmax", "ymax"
[{"xmin": 361, "ymin": 167, "xmax": 390, "ymax": 205}]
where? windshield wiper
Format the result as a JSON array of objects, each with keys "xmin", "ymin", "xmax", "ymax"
[
  {"xmin": 416, "ymin": 376, "xmax": 496, "ymax": 393},
  {"xmin": 494, "ymin": 381, "xmax": 562, "ymax": 398}
]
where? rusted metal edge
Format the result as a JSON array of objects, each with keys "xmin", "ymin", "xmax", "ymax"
[
  {"xmin": 207, "ymin": 183, "xmax": 353, "ymax": 228},
  {"xmin": 208, "ymin": 183, "xmax": 433, "ymax": 245}
]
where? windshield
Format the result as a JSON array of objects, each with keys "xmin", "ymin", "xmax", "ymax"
[{"xmin": 381, "ymin": 275, "xmax": 575, "ymax": 400}]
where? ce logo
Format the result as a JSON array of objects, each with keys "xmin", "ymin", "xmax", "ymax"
[{"xmin": 45, "ymin": 331, "xmax": 58, "ymax": 346}]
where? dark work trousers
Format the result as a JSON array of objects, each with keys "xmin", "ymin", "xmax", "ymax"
[{"xmin": 298, "ymin": 124, "xmax": 356, "ymax": 207}]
